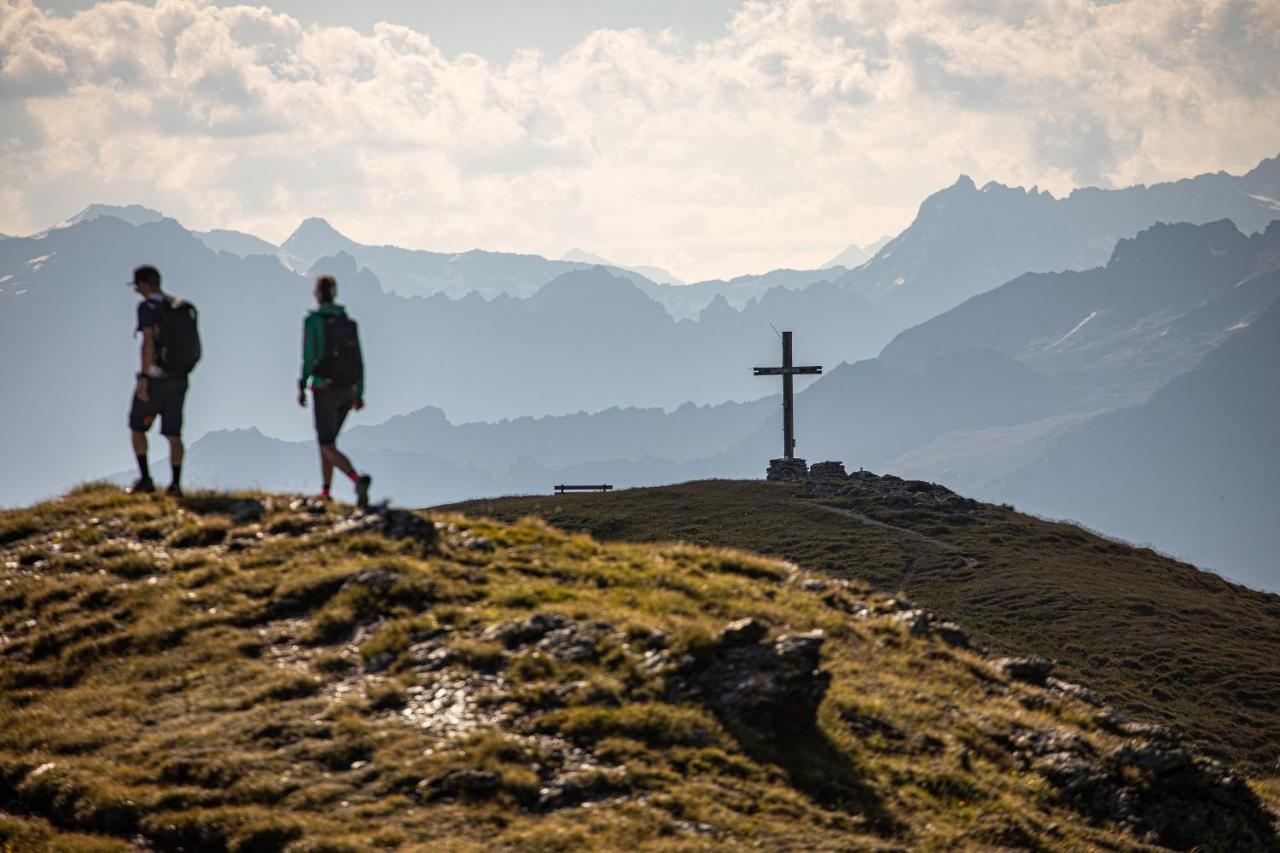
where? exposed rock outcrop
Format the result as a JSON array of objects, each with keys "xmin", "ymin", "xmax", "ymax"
[{"xmin": 676, "ymin": 623, "xmax": 830, "ymax": 737}]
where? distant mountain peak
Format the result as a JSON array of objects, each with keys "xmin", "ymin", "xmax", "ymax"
[
  {"xmin": 821, "ymin": 234, "xmax": 896, "ymax": 270},
  {"xmin": 1109, "ymin": 218, "xmax": 1247, "ymax": 268},
  {"xmin": 281, "ymin": 217, "xmax": 355, "ymax": 265},
  {"xmin": 560, "ymin": 248, "xmax": 684, "ymax": 285},
  {"xmin": 65, "ymin": 203, "xmax": 166, "ymax": 228},
  {"xmin": 288, "ymin": 217, "xmax": 346, "ymax": 241},
  {"xmin": 562, "ymin": 248, "xmax": 610, "ymax": 265}
]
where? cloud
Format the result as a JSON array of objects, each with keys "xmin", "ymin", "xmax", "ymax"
[{"xmin": 1, "ymin": 0, "xmax": 1277, "ymax": 279}]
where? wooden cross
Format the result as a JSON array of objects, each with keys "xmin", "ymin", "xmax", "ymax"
[{"xmin": 753, "ymin": 331, "xmax": 822, "ymax": 460}]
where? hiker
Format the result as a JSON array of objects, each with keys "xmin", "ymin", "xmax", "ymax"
[
  {"xmin": 298, "ymin": 274, "xmax": 372, "ymax": 507},
  {"xmin": 128, "ymin": 265, "xmax": 201, "ymax": 496}
]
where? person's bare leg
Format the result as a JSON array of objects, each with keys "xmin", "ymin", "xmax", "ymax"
[
  {"xmin": 165, "ymin": 436, "xmax": 185, "ymax": 494},
  {"xmin": 320, "ymin": 446, "xmax": 335, "ymax": 497},
  {"xmin": 321, "ymin": 443, "xmax": 357, "ymax": 481},
  {"xmin": 166, "ymin": 436, "xmax": 184, "ymax": 468},
  {"xmin": 129, "ymin": 430, "xmax": 154, "ymax": 491}
]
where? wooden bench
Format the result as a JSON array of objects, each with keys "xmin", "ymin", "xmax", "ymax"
[{"xmin": 554, "ymin": 484, "xmax": 614, "ymax": 495}]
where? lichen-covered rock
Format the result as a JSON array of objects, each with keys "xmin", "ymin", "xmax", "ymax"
[
  {"xmin": 678, "ymin": 625, "xmax": 830, "ymax": 736},
  {"xmin": 486, "ymin": 613, "xmax": 569, "ymax": 649},
  {"xmin": 892, "ymin": 608, "xmax": 932, "ymax": 636},
  {"xmin": 931, "ymin": 621, "xmax": 970, "ymax": 649},
  {"xmin": 993, "ymin": 656, "xmax": 1055, "ymax": 686},
  {"xmin": 717, "ymin": 617, "xmax": 768, "ymax": 647},
  {"xmin": 1046, "ymin": 677, "xmax": 1102, "ymax": 707},
  {"xmin": 229, "ymin": 499, "xmax": 266, "ymax": 524},
  {"xmin": 331, "ymin": 506, "xmax": 439, "ymax": 552},
  {"xmin": 341, "ymin": 565, "xmax": 401, "ymax": 595},
  {"xmin": 984, "ymin": 721, "xmax": 1279, "ymax": 851},
  {"xmin": 421, "ymin": 768, "xmax": 501, "ymax": 801},
  {"xmin": 536, "ymin": 622, "xmax": 612, "ymax": 662}
]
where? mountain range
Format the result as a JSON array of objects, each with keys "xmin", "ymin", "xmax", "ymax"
[
  {"xmin": 833, "ymin": 156, "xmax": 1280, "ymax": 328},
  {"xmin": 159, "ymin": 216, "xmax": 1280, "ymax": 589},
  {"xmin": 3, "ymin": 156, "xmax": 1279, "ymax": 589},
  {"xmin": 821, "ymin": 234, "xmax": 893, "ymax": 269},
  {"xmin": 0, "ymin": 214, "xmax": 875, "ymax": 506}
]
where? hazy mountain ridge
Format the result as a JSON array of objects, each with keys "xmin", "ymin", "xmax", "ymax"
[
  {"xmin": 343, "ymin": 396, "xmax": 780, "ymax": 472},
  {"xmin": 821, "ymin": 235, "xmax": 893, "ymax": 269},
  {"xmin": 561, "ymin": 248, "xmax": 683, "ymax": 286},
  {"xmin": 836, "ymin": 155, "xmax": 1280, "ymax": 328},
  {"xmin": 282, "ymin": 217, "xmax": 854, "ymax": 320},
  {"xmin": 7, "ymin": 159, "xmax": 1280, "ymax": 589},
  {"xmin": 0, "ymin": 214, "xmax": 881, "ymax": 506},
  {"xmin": 880, "ymin": 219, "xmax": 1280, "ymax": 404},
  {"xmin": 165, "ymin": 347, "xmax": 1072, "ymax": 510},
  {"xmin": 996, "ymin": 294, "xmax": 1280, "ymax": 591}
]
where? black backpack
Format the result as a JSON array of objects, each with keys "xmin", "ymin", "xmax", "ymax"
[
  {"xmin": 157, "ymin": 297, "xmax": 202, "ymax": 376},
  {"xmin": 317, "ymin": 313, "xmax": 363, "ymax": 386}
]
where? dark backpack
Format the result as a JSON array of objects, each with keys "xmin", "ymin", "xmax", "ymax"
[
  {"xmin": 157, "ymin": 297, "xmax": 202, "ymax": 376},
  {"xmin": 317, "ymin": 313, "xmax": 363, "ymax": 386}
]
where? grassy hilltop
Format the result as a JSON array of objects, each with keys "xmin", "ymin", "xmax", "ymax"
[
  {"xmin": 0, "ymin": 484, "xmax": 1277, "ymax": 851},
  {"xmin": 449, "ymin": 477, "xmax": 1280, "ymax": 778}
]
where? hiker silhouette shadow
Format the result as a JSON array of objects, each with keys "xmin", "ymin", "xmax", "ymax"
[{"xmin": 722, "ymin": 720, "xmax": 900, "ymax": 834}]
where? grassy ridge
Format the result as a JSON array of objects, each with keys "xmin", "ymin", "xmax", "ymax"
[
  {"xmin": 2, "ymin": 484, "xmax": 1274, "ymax": 850},
  {"xmin": 448, "ymin": 479, "xmax": 1280, "ymax": 775}
]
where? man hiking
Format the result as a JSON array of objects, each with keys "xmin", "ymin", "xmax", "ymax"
[
  {"xmin": 298, "ymin": 274, "xmax": 372, "ymax": 507},
  {"xmin": 128, "ymin": 265, "xmax": 200, "ymax": 496}
]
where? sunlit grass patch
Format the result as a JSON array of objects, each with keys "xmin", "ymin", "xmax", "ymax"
[{"xmin": 1, "ymin": 485, "xmax": 1274, "ymax": 850}]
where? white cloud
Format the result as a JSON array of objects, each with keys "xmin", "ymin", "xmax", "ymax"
[{"xmin": 1, "ymin": 0, "xmax": 1277, "ymax": 279}]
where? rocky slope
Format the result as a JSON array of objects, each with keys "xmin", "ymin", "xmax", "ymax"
[
  {"xmin": 1, "ymin": 486, "xmax": 1277, "ymax": 851},
  {"xmin": 452, "ymin": 478, "xmax": 1280, "ymax": 778}
]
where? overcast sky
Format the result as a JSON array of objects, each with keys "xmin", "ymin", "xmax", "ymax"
[{"xmin": 3, "ymin": 0, "xmax": 1278, "ymax": 280}]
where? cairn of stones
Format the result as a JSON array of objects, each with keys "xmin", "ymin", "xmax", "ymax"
[
  {"xmin": 767, "ymin": 457, "xmax": 809, "ymax": 482},
  {"xmin": 808, "ymin": 461, "xmax": 847, "ymax": 481}
]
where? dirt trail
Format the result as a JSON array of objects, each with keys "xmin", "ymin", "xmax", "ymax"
[{"xmin": 801, "ymin": 499, "xmax": 980, "ymax": 590}]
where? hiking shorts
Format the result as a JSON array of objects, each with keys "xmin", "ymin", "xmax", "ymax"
[
  {"xmin": 129, "ymin": 376, "xmax": 189, "ymax": 437},
  {"xmin": 313, "ymin": 385, "xmax": 356, "ymax": 445}
]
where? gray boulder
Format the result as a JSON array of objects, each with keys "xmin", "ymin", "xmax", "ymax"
[
  {"xmin": 679, "ymin": 625, "xmax": 830, "ymax": 736},
  {"xmin": 994, "ymin": 656, "xmax": 1055, "ymax": 686}
]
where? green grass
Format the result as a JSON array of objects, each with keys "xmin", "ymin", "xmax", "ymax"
[
  {"xmin": 447, "ymin": 479, "xmax": 1280, "ymax": 775},
  {"xmin": 0, "ymin": 483, "xmax": 1274, "ymax": 850}
]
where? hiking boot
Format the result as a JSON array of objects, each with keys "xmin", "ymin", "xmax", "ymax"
[
  {"xmin": 129, "ymin": 477, "xmax": 155, "ymax": 494},
  {"xmin": 355, "ymin": 474, "xmax": 372, "ymax": 509},
  {"xmin": 166, "ymin": 483, "xmax": 184, "ymax": 498}
]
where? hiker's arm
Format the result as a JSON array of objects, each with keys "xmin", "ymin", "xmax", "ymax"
[
  {"xmin": 136, "ymin": 327, "xmax": 156, "ymax": 401},
  {"xmin": 299, "ymin": 315, "xmax": 322, "ymax": 403},
  {"xmin": 355, "ymin": 353, "xmax": 364, "ymax": 405}
]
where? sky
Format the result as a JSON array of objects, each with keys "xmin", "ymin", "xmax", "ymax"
[{"xmin": 2, "ymin": 0, "xmax": 1279, "ymax": 281}]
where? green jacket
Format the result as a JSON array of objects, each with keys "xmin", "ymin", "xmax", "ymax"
[{"xmin": 299, "ymin": 303, "xmax": 364, "ymax": 397}]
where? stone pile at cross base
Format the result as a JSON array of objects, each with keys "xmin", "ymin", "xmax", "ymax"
[
  {"xmin": 765, "ymin": 459, "xmax": 847, "ymax": 482},
  {"xmin": 808, "ymin": 461, "xmax": 847, "ymax": 481},
  {"xmin": 766, "ymin": 458, "xmax": 810, "ymax": 482}
]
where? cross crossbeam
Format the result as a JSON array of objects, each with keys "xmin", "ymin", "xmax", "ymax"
[
  {"xmin": 753, "ymin": 366, "xmax": 822, "ymax": 376},
  {"xmin": 753, "ymin": 331, "xmax": 821, "ymax": 460}
]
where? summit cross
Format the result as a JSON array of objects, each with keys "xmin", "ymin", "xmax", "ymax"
[{"xmin": 753, "ymin": 331, "xmax": 822, "ymax": 460}]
